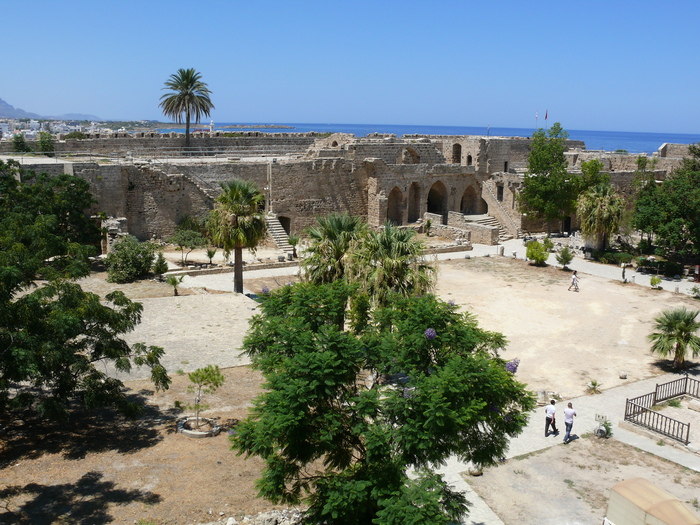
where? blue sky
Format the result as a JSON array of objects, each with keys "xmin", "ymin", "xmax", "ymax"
[{"xmin": 2, "ymin": 0, "xmax": 698, "ymax": 133}]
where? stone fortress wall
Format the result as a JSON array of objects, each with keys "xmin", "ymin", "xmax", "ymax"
[{"xmin": 9, "ymin": 132, "xmax": 691, "ymax": 246}]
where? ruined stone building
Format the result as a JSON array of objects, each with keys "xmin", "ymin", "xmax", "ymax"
[{"xmin": 3, "ymin": 132, "xmax": 689, "ymax": 250}]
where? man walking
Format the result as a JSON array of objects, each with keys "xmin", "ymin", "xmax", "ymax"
[
  {"xmin": 545, "ymin": 399, "xmax": 558, "ymax": 436},
  {"xmin": 563, "ymin": 402, "xmax": 577, "ymax": 444}
]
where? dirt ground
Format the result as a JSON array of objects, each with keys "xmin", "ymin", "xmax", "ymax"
[
  {"xmin": 467, "ymin": 436, "xmax": 700, "ymax": 525},
  {"xmin": 2, "ymin": 254, "xmax": 700, "ymax": 524}
]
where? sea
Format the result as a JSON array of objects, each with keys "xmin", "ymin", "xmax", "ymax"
[{"xmin": 157, "ymin": 122, "xmax": 700, "ymax": 155}]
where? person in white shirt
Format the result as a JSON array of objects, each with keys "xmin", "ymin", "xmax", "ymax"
[
  {"xmin": 563, "ymin": 402, "xmax": 577, "ymax": 443},
  {"xmin": 545, "ymin": 400, "xmax": 558, "ymax": 436}
]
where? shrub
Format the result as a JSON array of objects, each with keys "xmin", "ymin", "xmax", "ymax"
[
  {"xmin": 63, "ymin": 131, "xmax": 87, "ymax": 140},
  {"xmin": 650, "ymin": 276, "xmax": 662, "ymax": 289},
  {"xmin": 106, "ymin": 235, "xmax": 157, "ymax": 283},
  {"xmin": 37, "ymin": 132, "xmax": 55, "ymax": 156},
  {"xmin": 152, "ymin": 252, "xmax": 169, "ymax": 277},
  {"xmin": 637, "ymin": 238, "xmax": 654, "ymax": 255},
  {"xmin": 593, "ymin": 251, "xmax": 633, "ymax": 265},
  {"xmin": 556, "ymin": 246, "xmax": 574, "ymax": 268},
  {"xmin": 12, "ymin": 133, "xmax": 31, "ymax": 153},
  {"xmin": 542, "ymin": 237, "xmax": 554, "ymax": 252},
  {"xmin": 526, "ymin": 240, "xmax": 548, "ymax": 266}
]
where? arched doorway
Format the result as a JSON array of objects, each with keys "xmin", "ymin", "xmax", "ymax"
[
  {"xmin": 460, "ymin": 186, "xmax": 488, "ymax": 215},
  {"xmin": 408, "ymin": 182, "xmax": 421, "ymax": 223},
  {"xmin": 387, "ymin": 187, "xmax": 403, "ymax": 225},
  {"xmin": 452, "ymin": 143, "xmax": 462, "ymax": 164},
  {"xmin": 427, "ymin": 181, "xmax": 448, "ymax": 223},
  {"xmin": 278, "ymin": 216, "xmax": 291, "ymax": 235}
]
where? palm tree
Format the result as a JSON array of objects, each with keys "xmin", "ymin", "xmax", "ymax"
[
  {"xmin": 576, "ymin": 183, "xmax": 624, "ymax": 251},
  {"xmin": 301, "ymin": 213, "xmax": 367, "ymax": 284},
  {"xmin": 347, "ymin": 222, "xmax": 436, "ymax": 306},
  {"xmin": 207, "ymin": 179, "xmax": 267, "ymax": 294},
  {"xmin": 648, "ymin": 307, "xmax": 700, "ymax": 369},
  {"xmin": 159, "ymin": 68, "xmax": 214, "ymax": 149}
]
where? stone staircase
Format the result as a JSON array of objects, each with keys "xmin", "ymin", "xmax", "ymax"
[
  {"xmin": 266, "ymin": 214, "xmax": 293, "ymax": 253},
  {"xmin": 464, "ymin": 214, "xmax": 513, "ymax": 242}
]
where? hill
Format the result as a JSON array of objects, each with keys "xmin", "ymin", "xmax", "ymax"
[{"xmin": 0, "ymin": 97, "xmax": 101, "ymax": 121}]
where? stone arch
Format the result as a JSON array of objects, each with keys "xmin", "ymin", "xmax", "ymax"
[
  {"xmin": 331, "ymin": 140, "xmax": 339, "ymax": 147},
  {"xmin": 460, "ymin": 186, "xmax": 488, "ymax": 215},
  {"xmin": 466, "ymin": 154, "xmax": 473, "ymax": 166},
  {"xmin": 408, "ymin": 182, "xmax": 421, "ymax": 223},
  {"xmin": 427, "ymin": 181, "xmax": 448, "ymax": 222},
  {"xmin": 386, "ymin": 187, "xmax": 403, "ymax": 225},
  {"xmin": 451, "ymin": 143, "xmax": 462, "ymax": 164},
  {"xmin": 400, "ymin": 147, "xmax": 420, "ymax": 164}
]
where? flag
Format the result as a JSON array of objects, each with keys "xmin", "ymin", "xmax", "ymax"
[
  {"xmin": 545, "ymin": 109, "xmax": 548, "ymax": 120},
  {"xmin": 535, "ymin": 110, "xmax": 538, "ymax": 119}
]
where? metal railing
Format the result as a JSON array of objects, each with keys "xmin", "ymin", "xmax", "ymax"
[
  {"xmin": 624, "ymin": 400, "xmax": 690, "ymax": 444},
  {"xmin": 623, "ymin": 374, "xmax": 699, "ymax": 445}
]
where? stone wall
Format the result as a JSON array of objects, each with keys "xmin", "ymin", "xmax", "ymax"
[{"xmin": 447, "ymin": 211, "xmax": 499, "ymax": 245}]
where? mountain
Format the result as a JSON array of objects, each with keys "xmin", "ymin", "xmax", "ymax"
[
  {"xmin": 0, "ymin": 97, "xmax": 101, "ymax": 121},
  {"xmin": 0, "ymin": 97, "xmax": 41, "ymax": 119}
]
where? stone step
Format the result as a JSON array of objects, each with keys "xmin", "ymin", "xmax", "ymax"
[{"xmin": 266, "ymin": 215, "xmax": 293, "ymax": 252}]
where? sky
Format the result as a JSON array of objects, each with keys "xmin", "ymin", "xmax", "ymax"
[{"xmin": 2, "ymin": 0, "xmax": 699, "ymax": 134}]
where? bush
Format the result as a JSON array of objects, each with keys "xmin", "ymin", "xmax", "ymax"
[
  {"xmin": 153, "ymin": 252, "xmax": 169, "ymax": 277},
  {"xmin": 12, "ymin": 133, "xmax": 31, "ymax": 153},
  {"xmin": 542, "ymin": 237, "xmax": 554, "ymax": 252},
  {"xmin": 106, "ymin": 235, "xmax": 157, "ymax": 283},
  {"xmin": 650, "ymin": 276, "xmax": 662, "ymax": 289},
  {"xmin": 593, "ymin": 251, "xmax": 634, "ymax": 265},
  {"xmin": 637, "ymin": 238, "xmax": 654, "ymax": 255},
  {"xmin": 556, "ymin": 246, "xmax": 574, "ymax": 268},
  {"xmin": 63, "ymin": 131, "xmax": 87, "ymax": 140},
  {"xmin": 37, "ymin": 132, "xmax": 55, "ymax": 157},
  {"xmin": 526, "ymin": 240, "xmax": 548, "ymax": 266}
]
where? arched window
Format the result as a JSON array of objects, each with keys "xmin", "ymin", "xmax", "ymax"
[
  {"xmin": 427, "ymin": 181, "xmax": 448, "ymax": 223},
  {"xmin": 452, "ymin": 143, "xmax": 462, "ymax": 164}
]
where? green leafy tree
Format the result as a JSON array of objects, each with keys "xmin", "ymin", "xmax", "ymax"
[
  {"xmin": 576, "ymin": 183, "xmax": 624, "ymax": 251},
  {"xmin": 631, "ymin": 156, "xmax": 662, "ymax": 245},
  {"xmin": 234, "ymin": 283, "xmax": 534, "ymax": 524},
  {"xmin": 0, "ymin": 160, "xmax": 169, "ymax": 418},
  {"xmin": 12, "ymin": 133, "xmax": 31, "ymax": 153},
  {"xmin": 347, "ymin": 222, "xmax": 436, "ymax": 307},
  {"xmin": 579, "ymin": 158, "xmax": 610, "ymax": 191},
  {"xmin": 187, "ymin": 365, "xmax": 225, "ymax": 428},
  {"xmin": 105, "ymin": 235, "xmax": 157, "ymax": 283},
  {"xmin": 301, "ymin": 213, "xmax": 367, "ymax": 284},
  {"xmin": 648, "ymin": 144, "xmax": 700, "ymax": 258},
  {"xmin": 526, "ymin": 240, "xmax": 549, "ymax": 266},
  {"xmin": 168, "ymin": 229, "xmax": 207, "ymax": 265},
  {"xmin": 159, "ymin": 68, "xmax": 214, "ymax": 149},
  {"xmin": 205, "ymin": 246, "xmax": 217, "ymax": 264},
  {"xmin": 63, "ymin": 131, "xmax": 87, "ymax": 140},
  {"xmin": 207, "ymin": 178, "xmax": 267, "ymax": 294},
  {"xmin": 648, "ymin": 307, "xmax": 700, "ymax": 369},
  {"xmin": 518, "ymin": 123, "xmax": 577, "ymax": 233},
  {"xmin": 37, "ymin": 131, "xmax": 55, "ymax": 157}
]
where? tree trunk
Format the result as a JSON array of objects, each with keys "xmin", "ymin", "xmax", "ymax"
[
  {"xmin": 234, "ymin": 246, "xmax": 244, "ymax": 294},
  {"xmin": 185, "ymin": 108, "xmax": 191, "ymax": 150}
]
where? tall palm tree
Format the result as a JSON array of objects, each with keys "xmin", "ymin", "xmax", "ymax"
[
  {"xmin": 648, "ymin": 307, "xmax": 700, "ymax": 369},
  {"xmin": 576, "ymin": 183, "xmax": 624, "ymax": 251},
  {"xmin": 347, "ymin": 222, "xmax": 436, "ymax": 306},
  {"xmin": 159, "ymin": 68, "xmax": 214, "ymax": 149},
  {"xmin": 301, "ymin": 213, "xmax": 367, "ymax": 284},
  {"xmin": 207, "ymin": 179, "xmax": 267, "ymax": 294}
]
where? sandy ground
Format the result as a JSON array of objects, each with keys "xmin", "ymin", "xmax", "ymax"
[{"xmin": 2, "ymin": 251, "xmax": 700, "ymax": 524}]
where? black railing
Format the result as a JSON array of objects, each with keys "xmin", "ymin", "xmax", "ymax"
[{"xmin": 623, "ymin": 374, "xmax": 699, "ymax": 445}]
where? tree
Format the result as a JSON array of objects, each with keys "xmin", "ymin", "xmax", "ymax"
[
  {"xmin": 37, "ymin": 131, "xmax": 55, "ymax": 157},
  {"xmin": 233, "ymin": 282, "xmax": 535, "ymax": 524},
  {"xmin": 556, "ymin": 246, "xmax": 574, "ymax": 269},
  {"xmin": 347, "ymin": 222, "xmax": 436, "ymax": 306},
  {"xmin": 11, "ymin": 133, "xmax": 31, "ymax": 153},
  {"xmin": 525, "ymin": 240, "xmax": 548, "ymax": 266},
  {"xmin": 518, "ymin": 123, "xmax": 577, "ymax": 232},
  {"xmin": 159, "ymin": 68, "xmax": 214, "ymax": 149},
  {"xmin": 0, "ymin": 160, "xmax": 170, "ymax": 418},
  {"xmin": 168, "ymin": 228, "xmax": 207, "ymax": 265},
  {"xmin": 166, "ymin": 274, "xmax": 185, "ymax": 296},
  {"xmin": 105, "ymin": 235, "xmax": 157, "ymax": 283},
  {"xmin": 207, "ymin": 178, "xmax": 267, "ymax": 294},
  {"xmin": 631, "ymin": 155, "xmax": 662, "ymax": 245},
  {"xmin": 648, "ymin": 307, "xmax": 700, "ymax": 369},
  {"xmin": 646, "ymin": 144, "xmax": 700, "ymax": 258},
  {"xmin": 576, "ymin": 183, "xmax": 624, "ymax": 251},
  {"xmin": 153, "ymin": 251, "xmax": 169, "ymax": 278},
  {"xmin": 187, "ymin": 365, "xmax": 225, "ymax": 428},
  {"xmin": 300, "ymin": 213, "xmax": 367, "ymax": 284}
]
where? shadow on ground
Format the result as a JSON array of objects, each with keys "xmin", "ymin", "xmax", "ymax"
[
  {"xmin": 0, "ymin": 391, "xmax": 179, "ymax": 463},
  {"xmin": 0, "ymin": 471, "xmax": 161, "ymax": 524}
]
